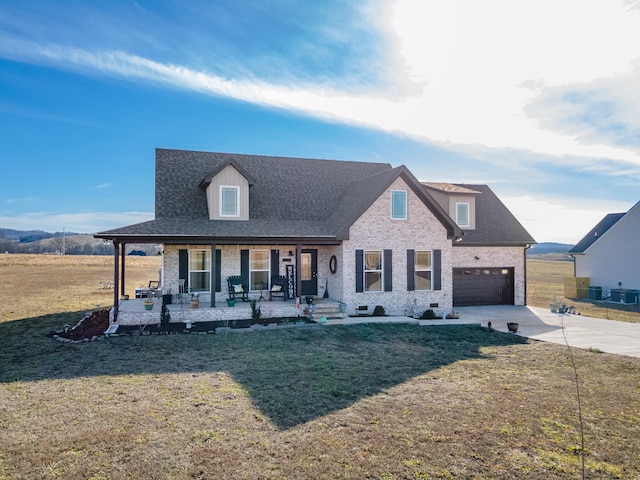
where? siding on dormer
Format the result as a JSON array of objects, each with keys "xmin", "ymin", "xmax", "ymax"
[
  {"xmin": 449, "ymin": 195, "xmax": 476, "ymax": 230},
  {"xmin": 205, "ymin": 164, "xmax": 250, "ymax": 220}
]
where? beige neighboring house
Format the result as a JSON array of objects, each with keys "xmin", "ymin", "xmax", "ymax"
[
  {"xmin": 95, "ymin": 149, "xmax": 535, "ymax": 324},
  {"xmin": 569, "ymin": 201, "xmax": 640, "ymax": 302}
]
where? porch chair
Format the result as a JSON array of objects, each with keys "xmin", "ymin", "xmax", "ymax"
[
  {"xmin": 147, "ymin": 280, "xmax": 160, "ymax": 298},
  {"xmin": 269, "ymin": 275, "xmax": 287, "ymax": 301},
  {"xmin": 227, "ymin": 275, "xmax": 249, "ymax": 302},
  {"xmin": 175, "ymin": 279, "xmax": 187, "ymax": 304}
]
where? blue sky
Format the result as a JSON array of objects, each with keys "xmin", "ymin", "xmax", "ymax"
[{"xmin": 1, "ymin": 0, "xmax": 639, "ymax": 243}]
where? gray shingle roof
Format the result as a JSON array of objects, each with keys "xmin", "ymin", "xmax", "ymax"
[
  {"xmin": 445, "ymin": 184, "xmax": 536, "ymax": 246},
  {"xmin": 568, "ymin": 213, "xmax": 625, "ymax": 254},
  {"xmin": 96, "ymin": 149, "xmax": 524, "ymax": 245},
  {"xmin": 154, "ymin": 149, "xmax": 391, "ymax": 221},
  {"xmin": 100, "ymin": 149, "xmax": 444, "ymax": 242}
]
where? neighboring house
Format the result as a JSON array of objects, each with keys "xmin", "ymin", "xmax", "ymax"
[
  {"xmin": 96, "ymin": 149, "xmax": 535, "ymax": 323},
  {"xmin": 568, "ymin": 201, "xmax": 640, "ymax": 300}
]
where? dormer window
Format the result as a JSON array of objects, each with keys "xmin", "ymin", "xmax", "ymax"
[
  {"xmin": 391, "ymin": 190, "xmax": 407, "ymax": 220},
  {"xmin": 220, "ymin": 186, "xmax": 239, "ymax": 217},
  {"xmin": 456, "ymin": 202, "xmax": 470, "ymax": 227}
]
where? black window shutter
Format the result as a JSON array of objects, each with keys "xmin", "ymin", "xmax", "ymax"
[
  {"xmin": 179, "ymin": 249, "xmax": 189, "ymax": 291},
  {"xmin": 384, "ymin": 249, "xmax": 393, "ymax": 292},
  {"xmin": 407, "ymin": 249, "xmax": 415, "ymax": 291},
  {"xmin": 215, "ymin": 249, "xmax": 222, "ymax": 292},
  {"xmin": 270, "ymin": 249, "xmax": 279, "ymax": 280},
  {"xmin": 433, "ymin": 249, "xmax": 441, "ymax": 291},
  {"xmin": 241, "ymin": 249, "xmax": 249, "ymax": 289},
  {"xmin": 355, "ymin": 250, "xmax": 363, "ymax": 293}
]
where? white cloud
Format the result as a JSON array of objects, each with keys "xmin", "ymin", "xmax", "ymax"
[
  {"xmin": 500, "ymin": 194, "xmax": 634, "ymax": 244},
  {"xmin": 0, "ymin": 211, "xmax": 153, "ymax": 234}
]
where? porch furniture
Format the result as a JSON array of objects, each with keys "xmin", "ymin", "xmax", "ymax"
[
  {"xmin": 135, "ymin": 280, "xmax": 160, "ymax": 299},
  {"xmin": 148, "ymin": 281, "xmax": 160, "ymax": 297},
  {"xmin": 174, "ymin": 279, "xmax": 187, "ymax": 304},
  {"xmin": 227, "ymin": 276, "xmax": 249, "ymax": 302},
  {"xmin": 269, "ymin": 275, "xmax": 287, "ymax": 301}
]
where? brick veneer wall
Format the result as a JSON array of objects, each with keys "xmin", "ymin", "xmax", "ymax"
[
  {"xmin": 339, "ymin": 177, "xmax": 454, "ymax": 317},
  {"xmin": 452, "ymin": 245, "xmax": 527, "ymax": 305}
]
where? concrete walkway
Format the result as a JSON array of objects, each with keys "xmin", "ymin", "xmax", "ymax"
[{"xmin": 326, "ymin": 305, "xmax": 640, "ymax": 358}]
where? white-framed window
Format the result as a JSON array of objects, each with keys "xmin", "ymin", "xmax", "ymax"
[
  {"xmin": 414, "ymin": 250, "xmax": 432, "ymax": 290},
  {"xmin": 249, "ymin": 250, "xmax": 270, "ymax": 291},
  {"xmin": 364, "ymin": 250, "xmax": 383, "ymax": 292},
  {"xmin": 391, "ymin": 190, "xmax": 407, "ymax": 219},
  {"xmin": 456, "ymin": 202, "xmax": 470, "ymax": 227},
  {"xmin": 189, "ymin": 249, "xmax": 211, "ymax": 292},
  {"xmin": 220, "ymin": 186, "xmax": 239, "ymax": 217}
]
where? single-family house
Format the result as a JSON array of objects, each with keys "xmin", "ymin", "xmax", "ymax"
[
  {"xmin": 568, "ymin": 201, "xmax": 640, "ymax": 302},
  {"xmin": 95, "ymin": 149, "xmax": 535, "ymax": 325}
]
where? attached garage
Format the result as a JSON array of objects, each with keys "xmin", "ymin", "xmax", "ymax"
[{"xmin": 453, "ymin": 267, "xmax": 514, "ymax": 306}]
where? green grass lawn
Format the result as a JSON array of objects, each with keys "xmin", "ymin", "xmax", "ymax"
[{"xmin": 1, "ymin": 312, "xmax": 639, "ymax": 479}]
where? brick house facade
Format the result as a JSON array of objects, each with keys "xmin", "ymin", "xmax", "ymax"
[{"xmin": 96, "ymin": 149, "xmax": 535, "ymax": 323}]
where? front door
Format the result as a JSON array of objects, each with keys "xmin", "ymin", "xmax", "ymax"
[{"xmin": 300, "ymin": 249, "xmax": 318, "ymax": 296}]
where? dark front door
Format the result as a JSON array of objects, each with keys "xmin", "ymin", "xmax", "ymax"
[{"xmin": 300, "ymin": 249, "xmax": 318, "ymax": 296}]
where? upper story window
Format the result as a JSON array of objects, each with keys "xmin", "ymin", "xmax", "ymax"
[
  {"xmin": 456, "ymin": 202, "xmax": 470, "ymax": 227},
  {"xmin": 391, "ymin": 190, "xmax": 407, "ymax": 220},
  {"xmin": 220, "ymin": 186, "xmax": 239, "ymax": 217}
]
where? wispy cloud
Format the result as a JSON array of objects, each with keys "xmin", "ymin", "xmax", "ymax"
[
  {"xmin": 1, "ymin": 0, "xmax": 639, "ymax": 243},
  {"xmin": 6, "ymin": 197, "xmax": 38, "ymax": 204},
  {"xmin": 95, "ymin": 183, "xmax": 113, "ymax": 190},
  {"xmin": 501, "ymin": 194, "xmax": 634, "ymax": 243},
  {"xmin": 1, "ymin": 1, "xmax": 639, "ymax": 175}
]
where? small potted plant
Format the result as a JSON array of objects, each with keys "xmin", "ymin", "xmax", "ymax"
[
  {"xmin": 226, "ymin": 298, "xmax": 235, "ymax": 307},
  {"xmin": 143, "ymin": 299, "xmax": 154, "ymax": 311},
  {"xmin": 190, "ymin": 292, "xmax": 199, "ymax": 309}
]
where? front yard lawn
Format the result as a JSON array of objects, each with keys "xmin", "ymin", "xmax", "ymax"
[{"xmin": 1, "ymin": 315, "xmax": 639, "ymax": 479}]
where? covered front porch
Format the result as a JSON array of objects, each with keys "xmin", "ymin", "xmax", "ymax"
[
  {"xmin": 100, "ymin": 236, "xmax": 344, "ymax": 325},
  {"xmin": 113, "ymin": 296, "xmax": 345, "ymax": 326}
]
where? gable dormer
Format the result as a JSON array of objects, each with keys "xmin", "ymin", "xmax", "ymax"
[
  {"xmin": 421, "ymin": 183, "xmax": 480, "ymax": 230},
  {"xmin": 199, "ymin": 159, "xmax": 256, "ymax": 221}
]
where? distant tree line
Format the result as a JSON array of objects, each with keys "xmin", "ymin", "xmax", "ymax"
[{"xmin": 0, "ymin": 238, "xmax": 114, "ymax": 255}]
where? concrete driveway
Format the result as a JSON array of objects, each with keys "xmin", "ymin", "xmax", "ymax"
[{"xmin": 453, "ymin": 305, "xmax": 640, "ymax": 358}]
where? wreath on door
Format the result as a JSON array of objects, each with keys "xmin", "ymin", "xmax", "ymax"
[{"xmin": 329, "ymin": 255, "xmax": 338, "ymax": 274}]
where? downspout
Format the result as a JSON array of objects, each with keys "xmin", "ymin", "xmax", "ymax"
[
  {"xmin": 210, "ymin": 242, "xmax": 216, "ymax": 308},
  {"xmin": 524, "ymin": 244, "xmax": 531, "ymax": 305},
  {"xmin": 120, "ymin": 242, "xmax": 126, "ymax": 298},
  {"xmin": 113, "ymin": 241, "xmax": 120, "ymax": 323},
  {"xmin": 295, "ymin": 243, "xmax": 302, "ymax": 302}
]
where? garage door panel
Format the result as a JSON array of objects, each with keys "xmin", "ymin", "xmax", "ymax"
[{"xmin": 453, "ymin": 267, "xmax": 514, "ymax": 306}]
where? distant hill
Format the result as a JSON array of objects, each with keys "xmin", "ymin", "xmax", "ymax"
[
  {"xmin": 0, "ymin": 228, "xmax": 160, "ymax": 256},
  {"xmin": 0, "ymin": 228, "xmax": 81, "ymax": 243},
  {"xmin": 527, "ymin": 242, "xmax": 575, "ymax": 262},
  {"xmin": 527, "ymin": 242, "xmax": 574, "ymax": 254}
]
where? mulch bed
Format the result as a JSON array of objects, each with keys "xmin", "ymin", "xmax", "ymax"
[
  {"xmin": 55, "ymin": 308, "xmax": 110, "ymax": 341},
  {"xmin": 52, "ymin": 313, "xmax": 315, "ymax": 340}
]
